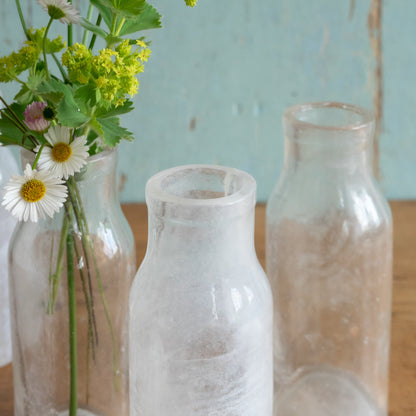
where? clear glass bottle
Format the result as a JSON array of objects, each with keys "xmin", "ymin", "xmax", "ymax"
[
  {"xmin": 130, "ymin": 165, "xmax": 273, "ymax": 416},
  {"xmin": 266, "ymin": 102, "xmax": 393, "ymax": 416},
  {"xmin": 0, "ymin": 146, "xmax": 18, "ymax": 367},
  {"xmin": 9, "ymin": 150, "xmax": 136, "ymax": 416}
]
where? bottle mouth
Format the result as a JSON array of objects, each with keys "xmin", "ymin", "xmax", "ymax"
[
  {"xmin": 283, "ymin": 102, "xmax": 374, "ymax": 132},
  {"xmin": 146, "ymin": 165, "xmax": 256, "ymax": 220}
]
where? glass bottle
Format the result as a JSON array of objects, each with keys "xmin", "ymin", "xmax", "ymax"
[
  {"xmin": 130, "ymin": 165, "xmax": 273, "ymax": 416},
  {"xmin": 9, "ymin": 149, "xmax": 136, "ymax": 416},
  {"xmin": 0, "ymin": 146, "xmax": 18, "ymax": 367},
  {"xmin": 266, "ymin": 102, "xmax": 392, "ymax": 416}
]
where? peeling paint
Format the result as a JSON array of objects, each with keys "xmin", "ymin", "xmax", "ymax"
[
  {"xmin": 189, "ymin": 117, "xmax": 196, "ymax": 131},
  {"xmin": 368, "ymin": 0, "xmax": 383, "ymax": 178},
  {"xmin": 349, "ymin": 0, "xmax": 356, "ymax": 20}
]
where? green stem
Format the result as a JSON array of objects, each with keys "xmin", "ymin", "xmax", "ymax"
[
  {"xmin": 67, "ymin": 0, "xmax": 73, "ymax": 47},
  {"xmin": 88, "ymin": 15, "xmax": 102, "ymax": 50},
  {"xmin": 110, "ymin": 14, "xmax": 117, "ymax": 35},
  {"xmin": 114, "ymin": 17, "xmax": 126, "ymax": 36},
  {"xmin": 47, "ymin": 212, "xmax": 70, "ymax": 314},
  {"xmin": 73, "ymin": 234, "xmax": 97, "ymax": 362},
  {"xmin": 0, "ymin": 97, "xmax": 29, "ymax": 133},
  {"xmin": 52, "ymin": 54, "xmax": 69, "ymax": 82},
  {"xmin": 66, "ymin": 184, "xmax": 99, "ymax": 345},
  {"xmin": 66, "ymin": 230, "xmax": 78, "ymax": 416},
  {"xmin": 15, "ymin": 0, "xmax": 30, "ymax": 40},
  {"xmin": 32, "ymin": 143, "xmax": 45, "ymax": 170},
  {"xmin": 43, "ymin": 17, "xmax": 54, "ymax": 80},
  {"xmin": 82, "ymin": 5, "xmax": 94, "ymax": 45},
  {"xmin": 69, "ymin": 178, "xmax": 119, "ymax": 389}
]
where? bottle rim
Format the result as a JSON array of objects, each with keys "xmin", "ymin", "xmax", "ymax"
[
  {"xmin": 283, "ymin": 102, "xmax": 375, "ymax": 132},
  {"xmin": 146, "ymin": 164, "xmax": 256, "ymax": 210}
]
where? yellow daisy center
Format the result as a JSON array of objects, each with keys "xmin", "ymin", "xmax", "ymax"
[
  {"xmin": 52, "ymin": 142, "xmax": 72, "ymax": 163},
  {"xmin": 21, "ymin": 179, "xmax": 46, "ymax": 203}
]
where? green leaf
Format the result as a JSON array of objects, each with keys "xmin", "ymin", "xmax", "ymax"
[
  {"xmin": 95, "ymin": 100, "xmax": 134, "ymax": 119},
  {"xmin": 80, "ymin": 18, "xmax": 108, "ymax": 39},
  {"xmin": 0, "ymin": 103, "xmax": 31, "ymax": 148},
  {"xmin": 90, "ymin": 0, "xmax": 113, "ymax": 29},
  {"xmin": 37, "ymin": 79, "xmax": 90, "ymax": 128},
  {"xmin": 14, "ymin": 72, "xmax": 46, "ymax": 105},
  {"xmin": 74, "ymin": 84, "xmax": 97, "ymax": 107},
  {"xmin": 91, "ymin": 116, "xmax": 133, "ymax": 147},
  {"xmin": 14, "ymin": 85, "xmax": 35, "ymax": 105},
  {"xmin": 36, "ymin": 78, "xmax": 66, "ymax": 105},
  {"xmin": 119, "ymin": 3, "xmax": 162, "ymax": 35},
  {"xmin": 91, "ymin": 0, "xmax": 146, "ymax": 21}
]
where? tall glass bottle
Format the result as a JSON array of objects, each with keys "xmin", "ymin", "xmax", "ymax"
[
  {"xmin": 0, "ymin": 146, "xmax": 18, "ymax": 367},
  {"xmin": 267, "ymin": 102, "xmax": 392, "ymax": 415},
  {"xmin": 130, "ymin": 165, "xmax": 273, "ymax": 416},
  {"xmin": 9, "ymin": 150, "xmax": 136, "ymax": 416}
]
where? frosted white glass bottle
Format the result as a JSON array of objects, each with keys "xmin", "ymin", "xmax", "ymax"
[
  {"xmin": 130, "ymin": 165, "xmax": 273, "ymax": 416},
  {"xmin": 0, "ymin": 146, "xmax": 19, "ymax": 367},
  {"xmin": 267, "ymin": 102, "xmax": 392, "ymax": 416}
]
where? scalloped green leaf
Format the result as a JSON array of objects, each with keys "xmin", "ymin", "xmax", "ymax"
[{"xmin": 119, "ymin": 3, "xmax": 162, "ymax": 35}]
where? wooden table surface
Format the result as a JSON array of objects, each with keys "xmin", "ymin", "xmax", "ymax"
[{"xmin": 0, "ymin": 202, "xmax": 415, "ymax": 415}]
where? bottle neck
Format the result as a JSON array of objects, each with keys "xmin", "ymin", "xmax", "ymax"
[
  {"xmin": 146, "ymin": 207, "xmax": 256, "ymax": 261},
  {"xmin": 283, "ymin": 136, "xmax": 373, "ymax": 175},
  {"xmin": 282, "ymin": 104, "xmax": 375, "ymax": 176}
]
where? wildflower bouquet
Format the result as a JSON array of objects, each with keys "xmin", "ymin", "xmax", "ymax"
[{"xmin": 0, "ymin": 0, "xmax": 197, "ymax": 415}]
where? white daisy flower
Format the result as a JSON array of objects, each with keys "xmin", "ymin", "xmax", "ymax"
[
  {"xmin": 2, "ymin": 164, "xmax": 67, "ymax": 223},
  {"xmin": 37, "ymin": 0, "xmax": 80, "ymax": 24},
  {"xmin": 36, "ymin": 125, "xmax": 89, "ymax": 180}
]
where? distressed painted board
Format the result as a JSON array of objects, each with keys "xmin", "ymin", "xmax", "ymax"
[{"xmin": 0, "ymin": 0, "xmax": 413, "ymax": 202}]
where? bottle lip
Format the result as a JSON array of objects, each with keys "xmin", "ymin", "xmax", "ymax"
[
  {"xmin": 283, "ymin": 102, "xmax": 375, "ymax": 132},
  {"xmin": 146, "ymin": 164, "xmax": 256, "ymax": 213}
]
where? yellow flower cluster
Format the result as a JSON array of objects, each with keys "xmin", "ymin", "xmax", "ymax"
[
  {"xmin": 185, "ymin": 0, "xmax": 198, "ymax": 6},
  {"xmin": 62, "ymin": 40, "xmax": 151, "ymax": 107},
  {"xmin": 0, "ymin": 28, "xmax": 65, "ymax": 83},
  {"xmin": 0, "ymin": 41, "xmax": 39, "ymax": 83}
]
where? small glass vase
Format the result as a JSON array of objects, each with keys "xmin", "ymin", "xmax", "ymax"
[
  {"xmin": 130, "ymin": 165, "xmax": 273, "ymax": 416},
  {"xmin": 266, "ymin": 102, "xmax": 392, "ymax": 415},
  {"xmin": 0, "ymin": 146, "xmax": 19, "ymax": 367},
  {"xmin": 9, "ymin": 149, "xmax": 136, "ymax": 416}
]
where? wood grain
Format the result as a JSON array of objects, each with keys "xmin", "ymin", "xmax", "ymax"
[{"xmin": 0, "ymin": 202, "xmax": 415, "ymax": 415}]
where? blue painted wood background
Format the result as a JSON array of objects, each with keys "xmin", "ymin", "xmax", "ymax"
[{"xmin": 0, "ymin": 0, "xmax": 413, "ymax": 201}]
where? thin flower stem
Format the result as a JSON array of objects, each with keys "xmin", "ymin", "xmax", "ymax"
[
  {"xmin": 66, "ymin": 184, "xmax": 99, "ymax": 345},
  {"xmin": 114, "ymin": 17, "xmax": 126, "ymax": 36},
  {"xmin": 88, "ymin": 15, "xmax": 102, "ymax": 50},
  {"xmin": 111, "ymin": 14, "xmax": 117, "ymax": 35},
  {"xmin": 47, "ymin": 212, "xmax": 70, "ymax": 314},
  {"xmin": 52, "ymin": 54, "xmax": 69, "ymax": 82},
  {"xmin": 82, "ymin": 5, "xmax": 94, "ymax": 45},
  {"xmin": 68, "ymin": 0, "xmax": 73, "ymax": 47},
  {"xmin": 0, "ymin": 97, "xmax": 29, "ymax": 133},
  {"xmin": 73, "ymin": 236, "xmax": 97, "ymax": 362},
  {"xmin": 69, "ymin": 178, "xmax": 119, "ymax": 389},
  {"xmin": 66, "ymin": 229, "xmax": 78, "ymax": 416},
  {"xmin": 0, "ymin": 110, "xmax": 25, "ymax": 134},
  {"xmin": 14, "ymin": 0, "xmax": 30, "ymax": 40},
  {"xmin": 32, "ymin": 143, "xmax": 45, "ymax": 170},
  {"xmin": 43, "ymin": 17, "xmax": 54, "ymax": 80}
]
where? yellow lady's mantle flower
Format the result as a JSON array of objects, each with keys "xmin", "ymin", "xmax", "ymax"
[
  {"xmin": 0, "ymin": 41, "xmax": 39, "ymax": 83},
  {"xmin": 62, "ymin": 40, "xmax": 151, "ymax": 107},
  {"xmin": 185, "ymin": 0, "xmax": 198, "ymax": 6}
]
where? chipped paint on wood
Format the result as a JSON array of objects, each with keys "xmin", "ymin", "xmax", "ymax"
[
  {"xmin": 349, "ymin": 0, "xmax": 356, "ymax": 20},
  {"xmin": 368, "ymin": 0, "xmax": 383, "ymax": 178}
]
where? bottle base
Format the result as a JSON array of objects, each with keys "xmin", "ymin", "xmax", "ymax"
[{"xmin": 274, "ymin": 367, "xmax": 381, "ymax": 416}]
